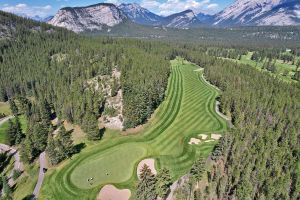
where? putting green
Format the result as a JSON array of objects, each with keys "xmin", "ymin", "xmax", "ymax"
[
  {"xmin": 40, "ymin": 58, "xmax": 228, "ymax": 200},
  {"xmin": 70, "ymin": 143, "xmax": 146, "ymax": 189}
]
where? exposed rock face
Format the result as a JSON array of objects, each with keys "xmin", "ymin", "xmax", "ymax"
[
  {"xmin": 118, "ymin": 3, "xmax": 163, "ymax": 26},
  {"xmin": 48, "ymin": 3, "xmax": 126, "ymax": 33},
  {"xmin": 161, "ymin": 10, "xmax": 203, "ymax": 28},
  {"xmin": 213, "ymin": 0, "xmax": 300, "ymax": 26}
]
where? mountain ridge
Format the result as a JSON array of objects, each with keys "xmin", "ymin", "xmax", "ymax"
[{"xmin": 46, "ymin": 1, "xmax": 300, "ymax": 32}]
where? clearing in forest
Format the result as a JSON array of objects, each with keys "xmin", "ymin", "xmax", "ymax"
[{"xmin": 40, "ymin": 58, "xmax": 228, "ymax": 199}]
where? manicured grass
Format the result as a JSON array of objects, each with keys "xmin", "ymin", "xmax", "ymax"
[
  {"xmin": 0, "ymin": 101, "xmax": 11, "ymax": 116},
  {"xmin": 71, "ymin": 143, "xmax": 147, "ymax": 189},
  {"xmin": 0, "ymin": 115, "xmax": 27, "ymax": 144},
  {"xmin": 40, "ymin": 58, "xmax": 228, "ymax": 200}
]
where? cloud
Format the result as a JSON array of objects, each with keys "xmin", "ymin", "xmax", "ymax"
[
  {"xmin": 141, "ymin": 0, "xmax": 161, "ymax": 10},
  {"xmin": 105, "ymin": 0, "xmax": 121, "ymax": 5},
  {"xmin": 141, "ymin": 0, "xmax": 219, "ymax": 15},
  {"xmin": 1, "ymin": 3, "xmax": 53, "ymax": 17},
  {"xmin": 207, "ymin": 3, "xmax": 218, "ymax": 9}
]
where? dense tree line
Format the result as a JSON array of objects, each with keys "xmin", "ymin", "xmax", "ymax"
[{"xmin": 0, "ymin": 11, "xmax": 171, "ymax": 132}]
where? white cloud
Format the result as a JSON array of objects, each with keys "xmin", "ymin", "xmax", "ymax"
[
  {"xmin": 1, "ymin": 3, "xmax": 53, "ymax": 17},
  {"xmin": 141, "ymin": 0, "xmax": 219, "ymax": 16},
  {"xmin": 207, "ymin": 3, "xmax": 218, "ymax": 9},
  {"xmin": 105, "ymin": 0, "xmax": 121, "ymax": 5},
  {"xmin": 141, "ymin": 0, "xmax": 161, "ymax": 10}
]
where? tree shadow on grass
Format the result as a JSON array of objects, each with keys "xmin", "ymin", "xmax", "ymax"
[{"xmin": 73, "ymin": 143, "xmax": 86, "ymax": 154}]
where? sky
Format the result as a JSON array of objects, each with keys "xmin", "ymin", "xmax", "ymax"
[{"xmin": 0, "ymin": 0, "xmax": 234, "ymax": 18}]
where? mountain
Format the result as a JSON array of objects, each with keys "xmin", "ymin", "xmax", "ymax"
[
  {"xmin": 48, "ymin": 3, "xmax": 126, "ymax": 33},
  {"xmin": 196, "ymin": 12, "xmax": 213, "ymax": 22},
  {"xmin": 213, "ymin": 0, "xmax": 300, "ymax": 26},
  {"xmin": 118, "ymin": 3, "xmax": 163, "ymax": 26},
  {"xmin": 254, "ymin": 1, "xmax": 300, "ymax": 25},
  {"xmin": 43, "ymin": 16, "xmax": 54, "ymax": 22},
  {"xmin": 161, "ymin": 10, "xmax": 203, "ymax": 28}
]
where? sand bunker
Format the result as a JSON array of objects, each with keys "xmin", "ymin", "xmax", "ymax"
[
  {"xmin": 188, "ymin": 138, "xmax": 201, "ymax": 145},
  {"xmin": 194, "ymin": 68, "xmax": 203, "ymax": 72},
  {"xmin": 97, "ymin": 185, "xmax": 131, "ymax": 200},
  {"xmin": 211, "ymin": 134, "xmax": 222, "ymax": 140},
  {"xmin": 204, "ymin": 140, "xmax": 215, "ymax": 143},
  {"xmin": 198, "ymin": 134, "xmax": 208, "ymax": 140},
  {"xmin": 137, "ymin": 158, "xmax": 157, "ymax": 179}
]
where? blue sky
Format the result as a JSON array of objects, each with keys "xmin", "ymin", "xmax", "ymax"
[{"xmin": 0, "ymin": 0, "xmax": 233, "ymax": 17}]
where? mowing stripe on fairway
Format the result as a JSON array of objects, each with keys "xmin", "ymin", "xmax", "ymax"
[{"xmin": 40, "ymin": 59, "xmax": 228, "ymax": 200}]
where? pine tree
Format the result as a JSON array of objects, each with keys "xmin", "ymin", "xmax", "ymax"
[
  {"xmin": 46, "ymin": 135, "xmax": 59, "ymax": 165},
  {"xmin": 14, "ymin": 116, "xmax": 24, "ymax": 144},
  {"xmin": 156, "ymin": 168, "xmax": 172, "ymax": 199},
  {"xmin": 190, "ymin": 156, "xmax": 205, "ymax": 183},
  {"xmin": 0, "ymin": 87, "xmax": 8, "ymax": 102},
  {"xmin": 82, "ymin": 111, "xmax": 100, "ymax": 140},
  {"xmin": 56, "ymin": 126, "xmax": 75, "ymax": 158},
  {"xmin": 40, "ymin": 100, "xmax": 52, "ymax": 126},
  {"xmin": 1, "ymin": 175, "xmax": 12, "ymax": 200},
  {"xmin": 7, "ymin": 119, "xmax": 17, "ymax": 145},
  {"xmin": 32, "ymin": 122, "xmax": 49, "ymax": 153},
  {"xmin": 136, "ymin": 164, "xmax": 157, "ymax": 200},
  {"xmin": 9, "ymin": 99, "xmax": 18, "ymax": 116}
]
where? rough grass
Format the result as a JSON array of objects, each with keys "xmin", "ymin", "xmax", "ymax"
[
  {"xmin": 40, "ymin": 58, "xmax": 228, "ymax": 200},
  {"xmin": 13, "ymin": 163, "xmax": 39, "ymax": 200},
  {"xmin": 0, "ymin": 101, "xmax": 11, "ymax": 116},
  {"xmin": 223, "ymin": 52, "xmax": 297, "ymax": 83}
]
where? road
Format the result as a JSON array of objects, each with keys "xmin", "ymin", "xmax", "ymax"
[
  {"xmin": 32, "ymin": 152, "xmax": 48, "ymax": 199},
  {"xmin": 0, "ymin": 115, "xmax": 14, "ymax": 126},
  {"xmin": 0, "ymin": 143, "xmax": 24, "ymax": 186}
]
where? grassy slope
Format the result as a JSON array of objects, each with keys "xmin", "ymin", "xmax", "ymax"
[
  {"xmin": 0, "ymin": 102, "xmax": 11, "ymax": 116},
  {"xmin": 0, "ymin": 115, "xmax": 27, "ymax": 144},
  {"xmin": 223, "ymin": 52, "xmax": 297, "ymax": 83},
  {"xmin": 40, "ymin": 58, "xmax": 228, "ymax": 199}
]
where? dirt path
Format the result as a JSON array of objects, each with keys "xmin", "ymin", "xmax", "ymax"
[
  {"xmin": 0, "ymin": 143, "xmax": 24, "ymax": 186},
  {"xmin": 32, "ymin": 152, "xmax": 47, "ymax": 199}
]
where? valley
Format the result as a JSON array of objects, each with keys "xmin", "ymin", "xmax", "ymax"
[
  {"xmin": 0, "ymin": 2, "xmax": 300, "ymax": 200},
  {"xmin": 39, "ymin": 58, "xmax": 228, "ymax": 199}
]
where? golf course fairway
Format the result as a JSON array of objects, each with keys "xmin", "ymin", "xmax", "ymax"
[{"xmin": 40, "ymin": 58, "xmax": 228, "ymax": 199}]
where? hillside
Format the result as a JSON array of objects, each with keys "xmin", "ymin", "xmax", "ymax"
[
  {"xmin": 48, "ymin": 3, "xmax": 126, "ymax": 33},
  {"xmin": 0, "ymin": 10, "xmax": 299, "ymax": 200},
  {"xmin": 213, "ymin": 0, "xmax": 300, "ymax": 26}
]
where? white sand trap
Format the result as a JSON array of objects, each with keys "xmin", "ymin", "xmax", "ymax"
[
  {"xmin": 194, "ymin": 68, "xmax": 203, "ymax": 72},
  {"xmin": 188, "ymin": 138, "xmax": 201, "ymax": 145},
  {"xmin": 137, "ymin": 158, "xmax": 157, "ymax": 179},
  {"xmin": 204, "ymin": 140, "xmax": 215, "ymax": 143},
  {"xmin": 97, "ymin": 185, "xmax": 131, "ymax": 200},
  {"xmin": 198, "ymin": 134, "xmax": 208, "ymax": 140},
  {"xmin": 211, "ymin": 134, "xmax": 222, "ymax": 140}
]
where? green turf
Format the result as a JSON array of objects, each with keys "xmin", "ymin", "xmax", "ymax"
[
  {"xmin": 71, "ymin": 143, "xmax": 147, "ymax": 189},
  {"xmin": 0, "ymin": 115, "xmax": 27, "ymax": 144},
  {"xmin": 222, "ymin": 52, "xmax": 298, "ymax": 83},
  {"xmin": 40, "ymin": 58, "xmax": 228, "ymax": 200}
]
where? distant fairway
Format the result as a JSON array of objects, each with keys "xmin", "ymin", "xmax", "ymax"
[{"xmin": 40, "ymin": 58, "xmax": 228, "ymax": 199}]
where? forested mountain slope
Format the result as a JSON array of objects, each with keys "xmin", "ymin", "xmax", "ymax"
[{"xmin": 0, "ymin": 10, "xmax": 170, "ymax": 133}]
